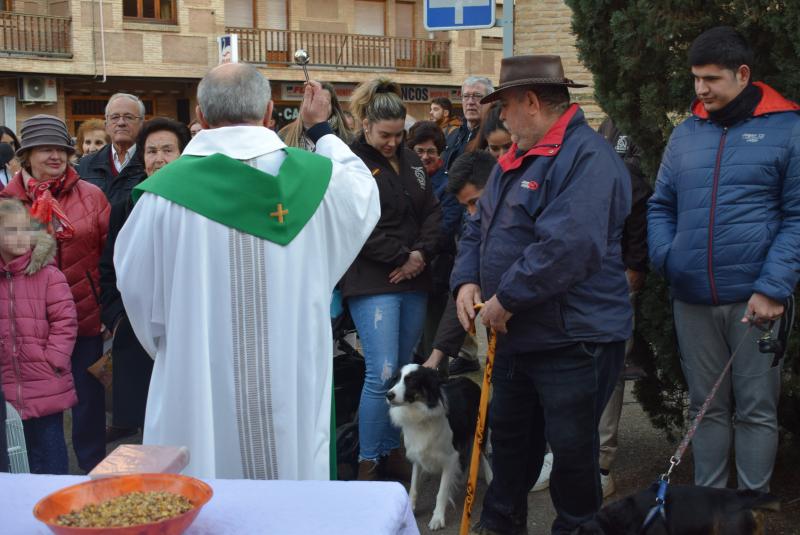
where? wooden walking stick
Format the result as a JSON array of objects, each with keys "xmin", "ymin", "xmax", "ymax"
[{"xmin": 460, "ymin": 303, "xmax": 496, "ymax": 535}]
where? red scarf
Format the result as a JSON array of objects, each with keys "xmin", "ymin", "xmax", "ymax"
[{"xmin": 23, "ymin": 169, "xmax": 74, "ymax": 240}]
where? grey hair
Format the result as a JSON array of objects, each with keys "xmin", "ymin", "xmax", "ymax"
[
  {"xmin": 511, "ymin": 85, "xmax": 571, "ymax": 114},
  {"xmin": 463, "ymin": 76, "xmax": 494, "ymax": 94},
  {"xmin": 105, "ymin": 93, "xmax": 145, "ymax": 118},
  {"xmin": 197, "ymin": 63, "xmax": 271, "ymax": 126}
]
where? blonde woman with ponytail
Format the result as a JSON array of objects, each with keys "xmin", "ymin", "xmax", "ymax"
[
  {"xmin": 339, "ymin": 78, "xmax": 443, "ymax": 481},
  {"xmin": 278, "ymin": 82, "xmax": 354, "ymax": 150}
]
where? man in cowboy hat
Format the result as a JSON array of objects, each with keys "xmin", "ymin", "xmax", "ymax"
[{"xmin": 450, "ymin": 55, "xmax": 633, "ymax": 534}]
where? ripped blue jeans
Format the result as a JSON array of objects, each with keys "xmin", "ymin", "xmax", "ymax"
[{"xmin": 348, "ymin": 291, "xmax": 427, "ymax": 461}]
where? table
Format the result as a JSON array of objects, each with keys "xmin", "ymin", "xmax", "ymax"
[{"xmin": 1, "ymin": 473, "xmax": 420, "ymax": 534}]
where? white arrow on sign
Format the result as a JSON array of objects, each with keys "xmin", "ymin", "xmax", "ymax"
[{"xmin": 429, "ymin": 0, "xmax": 492, "ymax": 25}]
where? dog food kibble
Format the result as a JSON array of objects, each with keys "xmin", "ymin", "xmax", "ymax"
[{"xmin": 56, "ymin": 491, "xmax": 193, "ymax": 527}]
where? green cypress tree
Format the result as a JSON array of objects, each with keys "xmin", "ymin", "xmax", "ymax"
[{"xmin": 565, "ymin": 0, "xmax": 800, "ymax": 438}]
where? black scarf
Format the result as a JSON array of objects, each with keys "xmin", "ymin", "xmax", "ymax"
[{"xmin": 707, "ymin": 83, "xmax": 762, "ymax": 127}]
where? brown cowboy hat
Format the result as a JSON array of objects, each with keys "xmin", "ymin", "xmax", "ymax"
[{"xmin": 481, "ymin": 55, "xmax": 587, "ymax": 104}]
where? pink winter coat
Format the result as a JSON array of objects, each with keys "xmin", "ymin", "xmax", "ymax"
[{"xmin": 0, "ymin": 231, "xmax": 78, "ymax": 419}]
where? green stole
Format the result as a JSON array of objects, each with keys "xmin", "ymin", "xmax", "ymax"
[
  {"xmin": 132, "ymin": 148, "xmax": 332, "ymax": 246},
  {"xmin": 133, "ymin": 148, "xmax": 338, "ymax": 478}
]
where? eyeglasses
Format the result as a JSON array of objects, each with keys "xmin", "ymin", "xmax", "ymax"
[
  {"xmin": 106, "ymin": 114, "xmax": 142, "ymax": 124},
  {"xmin": 462, "ymin": 93, "xmax": 485, "ymax": 102},
  {"xmin": 414, "ymin": 147, "xmax": 439, "ymax": 157}
]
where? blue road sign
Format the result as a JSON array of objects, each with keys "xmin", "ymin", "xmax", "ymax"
[{"xmin": 424, "ymin": 0, "xmax": 496, "ymax": 31}]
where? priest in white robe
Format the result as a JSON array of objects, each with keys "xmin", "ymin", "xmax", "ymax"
[{"xmin": 114, "ymin": 63, "xmax": 380, "ymax": 480}]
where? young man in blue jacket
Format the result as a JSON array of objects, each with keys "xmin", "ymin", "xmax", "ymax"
[
  {"xmin": 648, "ymin": 26, "xmax": 800, "ymax": 492},
  {"xmin": 451, "ymin": 55, "xmax": 632, "ymax": 535}
]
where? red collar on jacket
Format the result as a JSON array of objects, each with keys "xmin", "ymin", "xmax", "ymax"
[
  {"xmin": 1, "ymin": 165, "xmax": 81, "ymax": 200},
  {"xmin": 497, "ymin": 103, "xmax": 580, "ymax": 173},
  {"xmin": 692, "ymin": 81, "xmax": 800, "ymax": 119}
]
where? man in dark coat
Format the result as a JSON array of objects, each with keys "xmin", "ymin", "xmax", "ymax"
[
  {"xmin": 441, "ymin": 76, "xmax": 493, "ymax": 170},
  {"xmin": 77, "ymin": 93, "xmax": 147, "ymax": 206},
  {"xmin": 451, "ymin": 55, "xmax": 632, "ymax": 535}
]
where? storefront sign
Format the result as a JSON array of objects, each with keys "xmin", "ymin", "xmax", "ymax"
[
  {"xmin": 281, "ymin": 83, "xmax": 461, "ymax": 104},
  {"xmin": 401, "ymin": 85, "xmax": 462, "ymax": 103},
  {"xmin": 281, "ymin": 83, "xmax": 358, "ymax": 102}
]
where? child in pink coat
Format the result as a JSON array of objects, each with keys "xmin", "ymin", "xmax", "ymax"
[{"xmin": 0, "ymin": 199, "xmax": 77, "ymax": 474}]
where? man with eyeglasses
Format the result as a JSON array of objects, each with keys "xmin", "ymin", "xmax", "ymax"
[
  {"xmin": 77, "ymin": 93, "xmax": 147, "ymax": 207},
  {"xmin": 441, "ymin": 76, "xmax": 494, "ymax": 170}
]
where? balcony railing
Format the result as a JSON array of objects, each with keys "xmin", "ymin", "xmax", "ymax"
[
  {"xmin": 227, "ymin": 27, "xmax": 450, "ymax": 73},
  {"xmin": 0, "ymin": 11, "xmax": 72, "ymax": 58}
]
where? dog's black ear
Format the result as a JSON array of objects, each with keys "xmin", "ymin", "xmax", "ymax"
[{"xmin": 387, "ymin": 368, "xmax": 402, "ymax": 387}]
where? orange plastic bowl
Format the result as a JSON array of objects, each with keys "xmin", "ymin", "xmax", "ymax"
[{"xmin": 33, "ymin": 473, "xmax": 213, "ymax": 535}]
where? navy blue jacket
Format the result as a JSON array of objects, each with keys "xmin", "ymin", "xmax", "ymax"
[
  {"xmin": 450, "ymin": 105, "xmax": 632, "ymax": 355},
  {"xmin": 648, "ymin": 83, "xmax": 800, "ymax": 305},
  {"xmin": 429, "ymin": 162, "xmax": 463, "ymax": 293},
  {"xmin": 442, "ymin": 122, "xmax": 479, "ymax": 170}
]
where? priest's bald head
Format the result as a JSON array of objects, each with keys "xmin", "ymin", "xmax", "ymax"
[{"xmin": 196, "ymin": 63, "xmax": 274, "ymax": 129}]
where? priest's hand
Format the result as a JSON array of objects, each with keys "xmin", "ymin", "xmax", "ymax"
[
  {"xmin": 389, "ymin": 250, "xmax": 425, "ymax": 284},
  {"xmin": 456, "ymin": 283, "xmax": 482, "ymax": 332},
  {"xmin": 301, "ymin": 80, "xmax": 332, "ymax": 130},
  {"xmin": 480, "ymin": 295, "xmax": 513, "ymax": 334}
]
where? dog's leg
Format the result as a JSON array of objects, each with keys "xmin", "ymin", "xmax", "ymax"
[
  {"xmin": 409, "ymin": 462, "xmax": 420, "ymax": 512},
  {"xmin": 429, "ymin": 452, "xmax": 459, "ymax": 530},
  {"xmin": 481, "ymin": 453, "xmax": 493, "ymax": 485}
]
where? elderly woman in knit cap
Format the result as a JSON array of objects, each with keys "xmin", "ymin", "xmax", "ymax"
[{"xmin": 1, "ymin": 114, "xmax": 110, "ymax": 473}]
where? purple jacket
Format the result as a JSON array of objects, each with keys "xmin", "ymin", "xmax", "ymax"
[{"xmin": 0, "ymin": 232, "xmax": 78, "ymax": 419}]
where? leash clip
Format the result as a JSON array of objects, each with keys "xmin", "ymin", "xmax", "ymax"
[{"xmin": 640, "ymin": 478, "xmax": 669, "ymax": 533}]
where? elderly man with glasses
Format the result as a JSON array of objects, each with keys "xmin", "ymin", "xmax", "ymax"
[
  {"xmin": 441, "ymin": 76, "xmax": 493, "ymax": 170},
  {"xmin": 77, "ymin": 93, "xmax": 147, "ymax": 206}
]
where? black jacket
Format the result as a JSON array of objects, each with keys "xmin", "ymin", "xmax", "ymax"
[
  {"xmin": 77, "ymin": 144, "xmax": 147, "ymax": 206},
  {"xmin": 598, "ymin": 118, "xmax": 652, "ymax": 273},
  {"xmin": 341, "ymin": 136, "xmax": 442, "ymax": 298},
  {"xmin": 99, "ymin": 198, "xmax": 153, "ymax": 428}
]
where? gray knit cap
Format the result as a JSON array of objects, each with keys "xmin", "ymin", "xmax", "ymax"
[{"xmin": 16, "ymin": 114, "xmax": 75, "ymax": 157}]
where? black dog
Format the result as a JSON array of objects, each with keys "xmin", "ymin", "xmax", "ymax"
[{"xmin": 574, "ymin": 484, "xmax": 780, "ymax": 534}]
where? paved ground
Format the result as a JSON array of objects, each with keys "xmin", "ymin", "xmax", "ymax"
[
  {"xmin": 62, "ymin": 372, "xmax": 800, "ymax": 534},
  {"xmin": 409, "ymin": 378, "xmax": 800, "ymax": 535}
]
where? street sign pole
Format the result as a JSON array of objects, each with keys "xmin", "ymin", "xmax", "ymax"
[{"xmin": 500, "ymin": 0, "xmax": 514, "ymax": 57}]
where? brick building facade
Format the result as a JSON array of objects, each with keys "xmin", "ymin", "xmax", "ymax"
[
  {"xmin": 513, "ymin": 0, "xmax": 601, "ymax": 125},
  {"xmin": 0, "ymin": 0, "xmax": 507, "ymax": 135}
]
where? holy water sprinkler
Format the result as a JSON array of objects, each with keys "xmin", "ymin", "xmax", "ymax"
[{"xmin": 294, "ymin": 49, "xmax": 310, "ymax": 83}]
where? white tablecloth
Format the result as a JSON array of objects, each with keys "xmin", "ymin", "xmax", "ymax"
[{"xmin": 1, "ymin": 473, "xmax": 420, "ymax": 535}]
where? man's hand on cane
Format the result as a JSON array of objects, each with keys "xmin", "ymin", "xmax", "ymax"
[
  {"xmin": 300, "ymin": 80, "xmax": 332, "ymax": 130},
  {"xmin": 481, "ymin": 295, "xmax": 512, "ymax": 334},
  {"xmin": 456, "ymin": 283, "xmax": 482, "ymax": 332}
]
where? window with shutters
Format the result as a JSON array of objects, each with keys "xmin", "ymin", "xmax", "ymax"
[
  {"xmin": 224, "ymin": 0, "xmax": 253, "ymax": 28},
  {"xmin": 394, "ymin": 1, "xmax": 415, "ymax": 62},
  {"xmin": 354, "ymin": 0, "xmax": 385, "ymax": 36},
  {"xmin": 123, "ymin": 0, "xmax": 177, "ymax": 23}
]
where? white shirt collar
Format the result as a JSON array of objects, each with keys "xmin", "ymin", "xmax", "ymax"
[
  {"xmin": 183, "ymin": 125, "xmax": 286, "ymax": 160},
  {"xmin": 111, "ymin": 143, "xmax": 137, "ymax": 172}
]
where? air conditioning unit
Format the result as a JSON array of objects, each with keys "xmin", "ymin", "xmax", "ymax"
[{"xmin": 18, "ymin": 77, "xmax": 58, "ymax": 103}]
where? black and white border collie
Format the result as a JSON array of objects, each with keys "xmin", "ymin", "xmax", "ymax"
[{"xmin": 387, "ymin": 363, "xmax": 492, "ymax": 530}]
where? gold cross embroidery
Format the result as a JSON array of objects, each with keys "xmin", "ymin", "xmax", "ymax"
[{"xmin": 270, "ymin": 203, "xmax": 289, "ymax": 224}]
